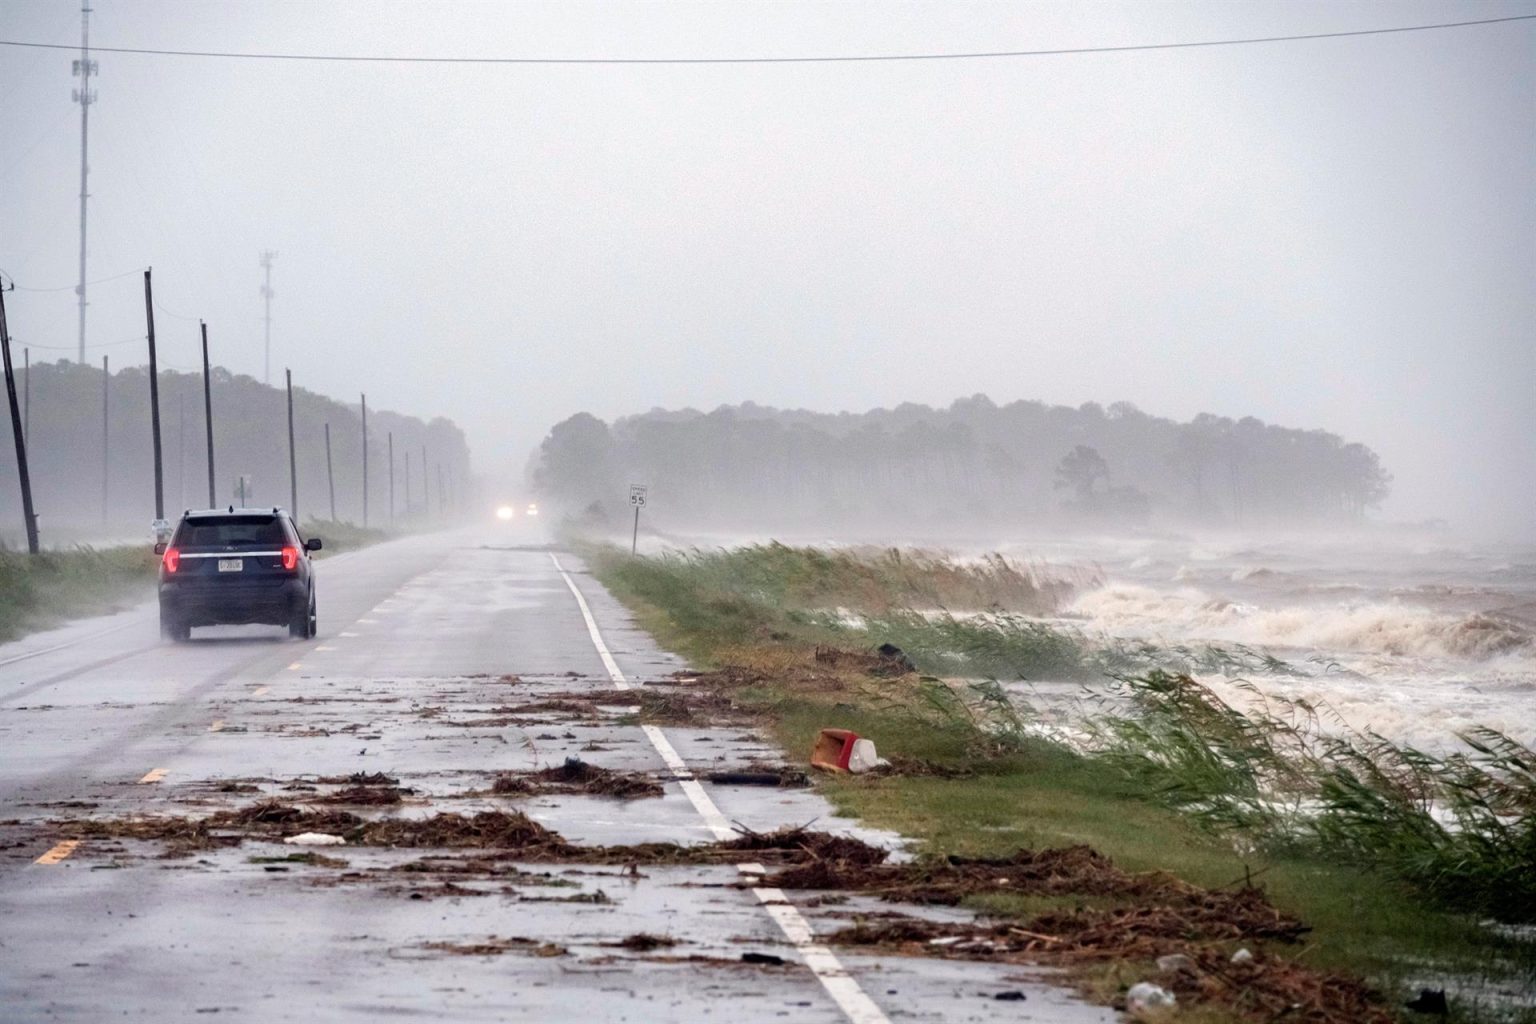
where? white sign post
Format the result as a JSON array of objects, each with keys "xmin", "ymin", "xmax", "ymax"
[{"xmin": 628, "ymin": 484, "xmax": 648, "ymax": 556}]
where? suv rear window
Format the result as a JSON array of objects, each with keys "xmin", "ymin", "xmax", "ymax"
[{"xmin": 175, "ymin": 516, "xmax": 291, "ymax": 549}]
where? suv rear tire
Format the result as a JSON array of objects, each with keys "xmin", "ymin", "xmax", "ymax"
[
  {"xmin": 160, "ymin": 608, "xmax": 191, "ymax": 643},
  {"xmin": 289, "ymin": 594, "xmax": 316, "ymax": 640}
]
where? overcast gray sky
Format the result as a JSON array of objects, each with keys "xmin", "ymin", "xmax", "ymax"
[{"xmin": 2, "ymin": 1, "xmax": 1532, "ymax": 539}]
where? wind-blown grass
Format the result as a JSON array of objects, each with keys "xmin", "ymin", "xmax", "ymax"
[
  {"xmin": 0, "ymin": 544, "xmax": 158, "ymax": 643},
  {"xmin": 1086, "ymin": 671, "xmax": 1536, "ymax": 924},
  {"xmin": 585, "ymin": 538, "xmax": 1536, "ymax": 1018}
]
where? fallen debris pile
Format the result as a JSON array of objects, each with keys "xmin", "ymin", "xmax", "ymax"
[
  {"xmin": 417, "ymin": 936, "xmax": 567, "ymax": 958},
  {"xmin": 828, "ymin": 917, "xmax": 1391, "ymax": 1024},
  {"xmin": 491, "ymin": 758, "xmax": 663, "ymax": 800},
  {"xmin": 315, "ymin": 784, "xmax": 404, "ymax": 806},
  {"xmin": 316, "ymin": 772, "xmax": 398, "ymax": 786},
  {"xmin": 358, "ymin": 811, "xmax": 574, "ymax": 853},
  {"xmin": 49, "ymin": 805, "xmax": 888, "ymax": 868},
  {"xmin": 814, "ymin": 644, "xmax": 915, "ymax": 677},
  {"xmin": 635, "ymin": 688, "xmax": 747, "ymax": 726},
  {"xmin": 765, "ymin": 844, "xmax": 1258, "ymax": 908},
  {"xmin": 606, "ymin": 933, "xmax": 681, "ymax": 951},
  {"xmin": 720, "ymin": 823, "xmax": 889, "ymax": 867}
]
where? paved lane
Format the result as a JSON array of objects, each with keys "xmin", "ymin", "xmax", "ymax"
[{"xmin": 0, "ymin": 529, "xmax": 1111, "ymax": 1023}]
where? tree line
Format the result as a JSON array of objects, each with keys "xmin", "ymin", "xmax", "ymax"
[
  {"xmin": 534, "ymin": 395, "xmax": 1391, "ymax": 532},
  {"xmin": 0, "ymin": 359, "xmax": 472, "ymax": 543}
]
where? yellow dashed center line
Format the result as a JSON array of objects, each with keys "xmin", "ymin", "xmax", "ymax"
[
  {"xmin": 314, "ymin": 645, "xmax": 336, "ymax": 652},
  {"xmin": 138, "ymin": 767, "xmax": 167, "ymax": 784},
  {"xmin": 252, "ymin": 686, "xmax": 269, "ymax": 697},
  {"xmin": 35, "ymin": 840, "xmax": 79, "ymax": 865},
  {"xmin": 209, "ymin": 719, "xmax": 224, "ymax": 732},
  {"xmin": 286, "ymin": 662, "xmax": 302, "ymax": 671}
]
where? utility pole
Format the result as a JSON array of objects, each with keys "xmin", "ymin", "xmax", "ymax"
[
  {"xmin": 421, "ymin": 444, "xmax": 429, "ymax": 518},
  {"xmin": 1, "ymin": 283, "xmax": 40, "ymax": 553},
  {"xmin": 259, "ymin": 251, "xmax": 276, "ymax": 386},
  {"xmin": 22, "ymin": 348, "xmax": 29, "ymax": 442},
  {"xmin": 437, "ymin": 463, "xmax": 445, "ymax": 517},
  {"xmin": 176, "ymin": 390, "xmax": 185, "ymax": 509},
  {"xmin": 73, "ymin": 3, "xmax": 97, "ymax": 365},
  {"xmin": 387, "ymin": 431, "xmax": 394, "ymax": 526},
  {"xmin": 200, "ymin": 321, "xmax": 215, "ymax": 507},
  {"xmin": 404, "ymin": 446, "xmax": 411, "ymax": 518},
  {"xmin": 285, "ymin": 369, "xmax": 297, "ymax": 518},
  {"xmin": 324, "ymin": 422, "xmax": 336, "ymax": 521},
  {"xmin": 360, "ymin": 393, "xmax": 368, "ymax": 528},
  {"xmin": 144, "ymin": 269, "xmax": 164, "ymax": 525},
  {"xmin": 101, "ymin": 354, "xmax": 108, "ymax": 525}
]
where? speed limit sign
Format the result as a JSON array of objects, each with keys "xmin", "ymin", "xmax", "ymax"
[{"xmin": 629, "ymin": 485, "xmax": 648, "ymax": 508}]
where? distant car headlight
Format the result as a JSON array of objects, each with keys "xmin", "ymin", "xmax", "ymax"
[
  {"xmin": 526, "ymin": 504, "xmax": 539, "ymax": 517},
  {"xmin": 496, "ymin": 505, "xmax": 515, "ymax": 521}
]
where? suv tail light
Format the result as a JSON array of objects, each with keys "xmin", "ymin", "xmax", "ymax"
[
  {"xmin": 281, "ymin": 546, "xmax": 299, "ymax": 571},
  {"xmin": 163, "ymin": 548, "xmax": 181, "ymax": 573}
]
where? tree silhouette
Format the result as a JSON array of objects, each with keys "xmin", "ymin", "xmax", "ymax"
[{"xmin": 1054, "ymin": 445, "xmax": 1109, "ymax": 503}]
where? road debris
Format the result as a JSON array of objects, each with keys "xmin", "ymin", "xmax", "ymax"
[
  {"xmin": 492, "ymin": 757, "xmax": 663, "ymax": 800},
  {"xmin": 417, "ymin": 936, "xmax": 568, "ymax": 958},
  {"xmin": 1125, "ymin": 981, "xmax": 1176, "ymax": 1016},
  {"xmin": 606, "ymin": 933, "xmax": 681, "ymax": 951},
  {"xmin": 810, "ymin": 728, "xmax": 889, "ymax": 773},
  {"xmin": 719, "ymin": 823, "xmax": 889, "ymax": 867},
  {"xmin": 283, "ymin": 832, "xmax": 346, "ymax": 846},
  {"xmin": 704, "ymin": 767, "xmax": 810, "ymax": 787}
]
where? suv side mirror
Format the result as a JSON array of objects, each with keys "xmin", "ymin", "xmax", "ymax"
[
  {"xmin": 305, "ymin": 537, "xmax": 323, "ymax": 552},
  {"xmin": 154, "ymin": 542, "xmax": 167, "ymax": 555}
]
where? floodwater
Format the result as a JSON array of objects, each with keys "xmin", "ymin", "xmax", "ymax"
[
  {"xmin": 642, "ymin": 526, "xmax": 1535, "ymax": 751},
  {"xmin": 1001, "ymin": 533, "xmax": 1536, "ymax": 750}
]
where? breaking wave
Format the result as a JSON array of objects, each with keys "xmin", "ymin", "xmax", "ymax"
[{"xmin": 1070, "ymin": 584, "xmax": 1534, "ymax": 662}]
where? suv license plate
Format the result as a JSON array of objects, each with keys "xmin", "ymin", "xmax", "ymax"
[{"xmin": 217, "ymin": 559, "xmax": 244, "ymax": 573}]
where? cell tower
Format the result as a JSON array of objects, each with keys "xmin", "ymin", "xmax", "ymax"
[
  {"xmin": 73, "ymin": 4, "xmax": 98, "ymax": 365},
  {"xmin": 259, "ymin": 250, "xmax": 277, "ymax": 385}
]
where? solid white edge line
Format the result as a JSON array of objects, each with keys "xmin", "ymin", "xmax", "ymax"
[
  {"xmin": 549, "ymin": 552, "xmax": 892, "ymax": 1024},
  {"xmin": 0, "ymin": 620, "xmax": 141, "ymax": 669}
]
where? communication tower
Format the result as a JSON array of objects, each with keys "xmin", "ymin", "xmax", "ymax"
[{"xmin": 73, "ymin": 4, "xmax": 97, "ymax": 364}]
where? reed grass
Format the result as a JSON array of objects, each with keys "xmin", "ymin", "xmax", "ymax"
[
  {"xmin": 0, "ymin": 544, "xmax": 158, "ymax": 643},
  {"xmin": 584, "ymin": 538, "xmax": 1536, "ymax": 1018}
]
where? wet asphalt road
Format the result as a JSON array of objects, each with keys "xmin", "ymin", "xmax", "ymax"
[{"xmin": 0, "ymin": 528, "xmax": 1113, "ymax": 1023}]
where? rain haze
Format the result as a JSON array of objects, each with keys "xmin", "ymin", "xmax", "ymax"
[
  {"xmin": 1, "ymin": 0, "xmax": 1532, "ymax": 540},
  {"xmin": 5, "ymin": 6, "xmax": 1536, "ymax": 1020}
]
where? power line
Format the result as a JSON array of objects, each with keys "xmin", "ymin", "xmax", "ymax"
[
  {"xmin": 0, "ymin": 15, "xmax": 1530, "ymax": 65},
  {"xmin": 0, "ymin": 267, "xmax": 140, "ymax": 292},
  {"xmin": 23, "ymin": 336, "xmax": 142, "ymax": 351}
]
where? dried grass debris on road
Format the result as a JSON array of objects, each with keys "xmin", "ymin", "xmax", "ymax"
[
  {"xmin": 316, "ymin": 785, "xmax": 405, "ymax": 805},
  {"xmin": 720, "ymin": 823, "xmax": 889, "ymax": 867},
  {"xmin": 606, "ymin": 933, "xmax": 682, "ymax": 951},
  {"xmin": 316, "ymin": 771, "xmax": 398, "ymax": 786},
  {"xmin": 829, "ymin": 916, "xmax": 1391, "ymax": 1024},
  {"xmin": 416, "ymin": 936, "xmax": 568, "ymax": 958},
  {"xmin": 359, "ymin": 811, "xmax": 573, "ymax": 852},
  {"xmin": 490, "ymin": 757, "xmax": 664, "ymax": 800}
]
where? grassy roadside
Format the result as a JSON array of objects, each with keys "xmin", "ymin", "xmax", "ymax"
[
  {"xmin": 0, "ymin": 545, "xmax": 159, "ymax": 643},
  {"xmin": 581, "ymin": 540, "xmax": 1535, "ymax": 1024},
  {"xmin": 0, "ymin": 520, "xmax": 392, "ymax": 645}
]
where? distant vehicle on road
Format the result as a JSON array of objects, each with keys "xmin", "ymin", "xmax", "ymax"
[
  {"xmin": 155, "ymin": 508, "xmax": 322, "ymax": 642},
  {"xmin": 525, "ymin": 502, "xmax": 539, "ymax": 517}
]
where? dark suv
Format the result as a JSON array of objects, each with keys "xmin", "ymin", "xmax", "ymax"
[{"xmin": 156, "ymin": 508, "xmax": 321, "ymax": 641}]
